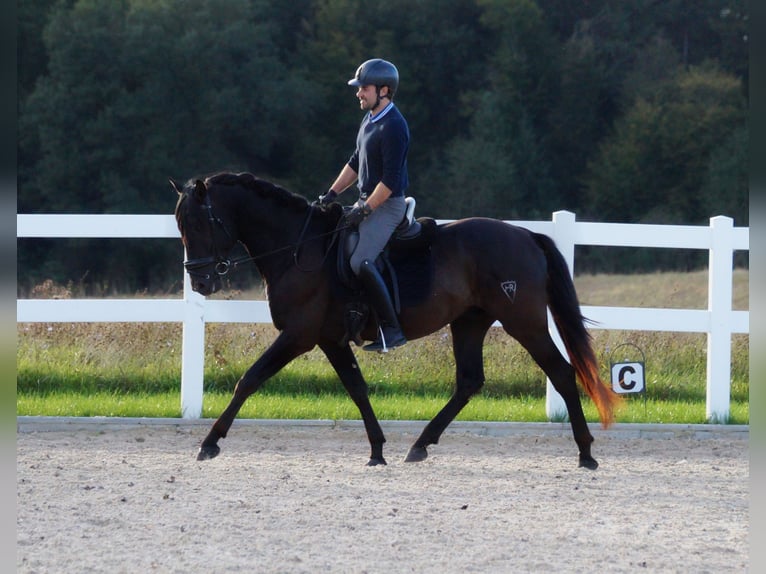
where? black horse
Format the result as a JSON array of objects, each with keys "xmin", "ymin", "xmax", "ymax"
[{"xmin": 172, "ymin": 172, "xmax": 618, "ymax": 469}]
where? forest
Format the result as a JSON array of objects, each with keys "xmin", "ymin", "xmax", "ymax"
[{"xmin": 18, "ymin": 0, "xmax": 749, "ymax": 292}]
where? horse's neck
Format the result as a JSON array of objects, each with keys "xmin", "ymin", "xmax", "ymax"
[{"xmin": 239, "ymin": 209, "xmax": 307, "ymax": 285}]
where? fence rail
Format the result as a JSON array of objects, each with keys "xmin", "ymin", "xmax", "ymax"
[{"xmin": 17, "ymin": 211, "xmax": 749, "ymax": 421}]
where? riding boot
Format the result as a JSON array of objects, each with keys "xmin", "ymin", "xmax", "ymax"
[{"xmin": 357, "ymin": 259, "xmax": 407, "ymax": 352}]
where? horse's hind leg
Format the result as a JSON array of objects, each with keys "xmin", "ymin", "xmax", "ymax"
[
  {"xmin": 514, "ymin": 330, "xmax": 597, "ymax": 469},
  {"xmin": 405, "ymin": 310, "xmax": 493, "ymax": 462},
  {"xmin": 197, "ymin": 331, "xmax": 308, "ymax": 460},
  {"xmin": 319, "ymin": 341, "xmax": 387, "ymax": 466}
]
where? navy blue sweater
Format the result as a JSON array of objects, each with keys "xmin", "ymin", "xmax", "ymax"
[{"xmin": 348, "ymin": 103, "xmax": 409, "ymax": 198}]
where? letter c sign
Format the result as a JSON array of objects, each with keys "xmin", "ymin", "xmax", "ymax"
[{"xmin": 611, "ymin": 362, "xmax": 645, "ymax": 394}]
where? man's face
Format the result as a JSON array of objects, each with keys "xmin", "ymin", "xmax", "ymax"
[
  {"xmin": 355, "ymin": 85, "xmax": 377, "ymax": 111},
  {"xmin": 356, "ymin": 84, "xmax": 388, "ymax": 112}
]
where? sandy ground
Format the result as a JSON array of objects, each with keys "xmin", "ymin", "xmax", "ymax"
[{"xmin": 17, "ymin": 421, "xmax": 748, "ymax": 573}]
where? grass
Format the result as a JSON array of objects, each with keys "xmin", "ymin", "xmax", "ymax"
[
  {"xmin": 17, "ymin": 270, "xmax": 750, "ymax": 424},
  {"xmin": 16, "ymin": 389, "xmax": 749, "ymax": 425}
]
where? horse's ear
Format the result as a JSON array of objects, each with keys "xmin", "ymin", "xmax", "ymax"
[
  {"xmin": 169, "ymin": 178, "xmax": 183, "ymax": 195},
  {"xmin": 193, "ymin": 179, "xmax": 207, "ymax": 202}
]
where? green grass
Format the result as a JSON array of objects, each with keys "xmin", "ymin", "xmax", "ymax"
[
  {"xmin": 15, "ymin": 389, "xmax": 750, "ymax": 425},
  {"xmin": 17, "ymin": 270, "xmax": 750, "ymax": 424}
]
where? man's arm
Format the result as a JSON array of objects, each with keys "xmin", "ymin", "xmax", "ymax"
[
  {"xmin": 329, "ymin": 164, "xmax": 358, "ymax": 195},
  {"xmin": 364, "ymin": 182, "xmax": 393, "ymax": 211}
]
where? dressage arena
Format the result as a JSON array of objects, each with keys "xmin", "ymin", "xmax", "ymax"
[{"xmin": 17, "ymin": 418, "xmax": 748, "ymax": 573}]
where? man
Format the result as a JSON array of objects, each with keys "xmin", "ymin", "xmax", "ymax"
[{"xmin": 319, "ymin": 58, "xmax": 410, "ymax": 352}]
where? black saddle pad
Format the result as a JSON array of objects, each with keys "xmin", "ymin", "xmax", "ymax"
[{"xmin": 387, "ymin": 218, "xmax": 436, "ymax": 307}]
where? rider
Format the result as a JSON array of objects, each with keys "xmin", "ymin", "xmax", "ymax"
[{"xmin": 319, "ymin": 58, "xmax": 409, "ymax": 352}]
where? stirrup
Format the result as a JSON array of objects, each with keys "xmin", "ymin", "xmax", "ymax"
[{"xmin": 363, "ymin": 326, "xmax": 407, "ymax": 353}]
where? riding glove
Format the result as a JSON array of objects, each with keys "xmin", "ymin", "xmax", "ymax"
[
  {"xmin": 318, "ymin": 190, "xmax": 337, "ymax": 206},
  {"xmin": 344, "ymin": 200, "xmax": 372, "ymax": 227}
]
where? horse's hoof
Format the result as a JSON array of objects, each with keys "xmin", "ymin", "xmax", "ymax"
[
  {"xmin": 404, "ymin": 446, "xmax": 428, "ymax": 463},
  {"xmin": 578, "ymin": 455, "xmax": 598, "ymax": 470},
  {"xmin": 367, "ymin": 457, "xmax": 387, "ymax": 467},
  {"xmin": 197, "ymin": 445, "xmax": 221, "ymax": 461}
]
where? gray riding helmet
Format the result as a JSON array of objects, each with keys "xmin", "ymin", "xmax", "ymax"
[{"xmin": 348, "ymin": 59, "xmax": 399, "ymax": 97}]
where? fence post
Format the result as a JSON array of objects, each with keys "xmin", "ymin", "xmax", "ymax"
[
  {"xmin": 181, "ymin": 263, "xmax": 206, "ymax": 419},
  {"xmin": 706, "ymin": 216, "xmax": 734, "ymax": 422},
  {"xmin": 546, "ymin": 210, "xmax": 576, "ymax": 420}
]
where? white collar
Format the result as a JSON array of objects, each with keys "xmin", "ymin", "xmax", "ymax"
[{"xmin": 370, "ymin": 102, "xmax": 394, "ymax": 123}]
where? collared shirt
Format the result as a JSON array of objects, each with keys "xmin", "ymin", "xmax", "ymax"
[
  {"xmin": 348, "ymin": 103, "xmax": 409, "ymax": 198},
  {"xmin": 369, "ymin": 101, "xmax": 395, "ymax": 123}
]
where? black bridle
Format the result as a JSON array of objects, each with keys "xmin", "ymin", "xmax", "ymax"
[{"xmin": 182, "ymin": 193, "xmax": 345, "ymax": 280}]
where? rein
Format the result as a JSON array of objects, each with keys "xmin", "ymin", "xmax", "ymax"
[
  {"xmin": 183, "ymin": 196, "xmax": 347, "ymax": 280},
  {"xmin": 292, "ymin": 206, "xmax": 344, "ymax": 272}
]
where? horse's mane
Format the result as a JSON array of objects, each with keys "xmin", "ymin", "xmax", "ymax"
[{"xmin": 205, "ymin": 172, "xmax": 310, "ymax": 214}]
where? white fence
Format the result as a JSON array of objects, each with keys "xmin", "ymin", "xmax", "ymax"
[{"xmin": 17, "ymin": 211, "xmax": 749, "ymax": 422}]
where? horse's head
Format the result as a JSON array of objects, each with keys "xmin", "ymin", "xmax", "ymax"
[{"xmin": 171, "ymin": 177, "xmax": 238, "ymax": 296}]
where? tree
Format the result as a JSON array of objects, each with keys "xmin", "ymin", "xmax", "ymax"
[
  {"xmin": 18, "ymin": 0, "xmax": 315, "ymax": 291},
  {"xmin": 436, "ymin": 0, "xmax": 560, "ymax": 219},
  {"xmin": 286, "ymin": 0, "xmax": 367, "ymax": 193},
  {"xmin": 20, "ymin": 0, "xmax": 316, "ymax": 215},
  {"xmin": 584, "ymin": 63, "xmax": 746, "ymax": 225},
  {"xmin": 699, "ymin": 124, "xmax": 748, "ymax": 225},
  {"xmin": 547, "ymin": 25, "xmax": 615, "ymax": 210},
  {"xmin": 18, "ymin": 0, "xmax": 59, "ymax": 101}
]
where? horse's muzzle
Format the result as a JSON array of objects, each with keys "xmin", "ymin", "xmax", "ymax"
[
  {"xmin": 190, "ymin": 277, "xmax": 220, "ymax": 296},
  {"xmin": 184, "ymin": 256, "xmax": 228, "ymax": 295}
]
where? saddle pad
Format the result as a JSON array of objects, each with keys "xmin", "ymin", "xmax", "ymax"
[{"xmin": 387, "ymin": 242, "xmax": 433, "ymax": 308}]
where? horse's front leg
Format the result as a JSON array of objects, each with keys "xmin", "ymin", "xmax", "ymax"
[
  {"xmin": 319, "ymin": 341, "xmax": 387, "ymax": 466},
  {"xmin": 197, "ymin": 332, "xmax": 308, "ymax": 461}
]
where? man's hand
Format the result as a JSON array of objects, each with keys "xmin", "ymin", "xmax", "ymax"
[
  {"xmin": 344, "ymin": 200, "xmax": 372, "ymax": 227},
  {"xmin": 318, "ymin": 190, "xmax": 338, "ymax": 206}
]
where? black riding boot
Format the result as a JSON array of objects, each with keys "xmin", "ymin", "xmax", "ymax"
[{"xmin": 358, "ymin": 259, "xmax": 407, "ymax": 352}]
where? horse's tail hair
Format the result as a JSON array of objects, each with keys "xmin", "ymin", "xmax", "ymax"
[{"xmin": 532, "ymin": 232, "xmax": 618, "ymax": 428}]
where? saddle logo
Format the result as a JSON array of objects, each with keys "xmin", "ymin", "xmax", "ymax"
[{"xmin": 501, "ymin": 280, "xmax": 517, "ymax": 302}]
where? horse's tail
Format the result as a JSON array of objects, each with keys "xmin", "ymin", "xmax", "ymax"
[{"xmin": 532, "ymin": 232, "xmax": 618, "ymax": 428}]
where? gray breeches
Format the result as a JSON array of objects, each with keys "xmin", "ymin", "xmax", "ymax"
[{"xmin": 349, "ymin": 196, "xmax": 406, "ymax": 275}]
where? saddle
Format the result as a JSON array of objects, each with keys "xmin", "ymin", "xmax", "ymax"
[{"xmin": 335, "ymin": 197, "xmax": 437, "ymax": 346}]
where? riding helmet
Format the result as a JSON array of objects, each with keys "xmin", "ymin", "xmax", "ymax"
[{"xmin": 348, "ymin": 59, "xmax": 399, "ymax": 96}]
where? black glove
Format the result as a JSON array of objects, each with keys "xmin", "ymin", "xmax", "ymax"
[
  {"xmin": 344, "ymin": 201, "xmax": 372, "ymax": 227},
  {"xmin": 318, "ymin": 190, "xmax": 337, "ymax": 206}
]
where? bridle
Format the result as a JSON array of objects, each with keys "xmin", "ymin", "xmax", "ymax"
[
  {"xmin": 182, "ymin": 192, "xmax": 345, "ymax": 281},
  {"xmin": 182, "ymin": 193, "xmax": 242, "ymax": 280}
]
